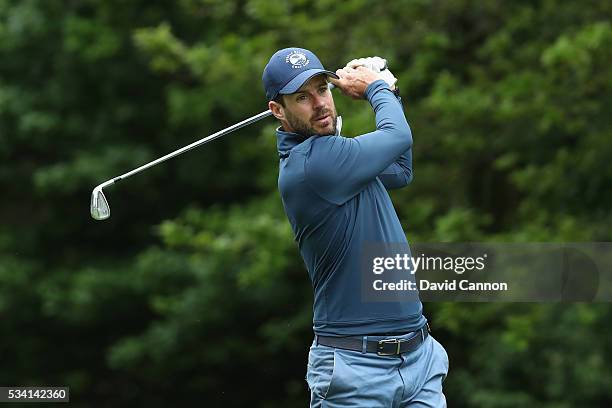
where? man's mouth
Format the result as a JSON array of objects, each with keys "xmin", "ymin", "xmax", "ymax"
[{"xmin": 313, "ymin": 114, "xmax": 331, "ymax": 125}]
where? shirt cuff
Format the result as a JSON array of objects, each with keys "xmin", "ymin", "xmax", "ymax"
[{"xmin": 365, "ymin": 79, "xmax": 393, "ymax": 102}]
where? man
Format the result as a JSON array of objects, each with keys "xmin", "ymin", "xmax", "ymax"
[{"xmin": 262, "ymin": 47, "xmax": 449, "ymax": 407}]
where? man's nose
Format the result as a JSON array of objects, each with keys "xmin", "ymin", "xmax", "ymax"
[{"xmin": 312, "ymin": 93, "xmax": 326, "ymax": 109}]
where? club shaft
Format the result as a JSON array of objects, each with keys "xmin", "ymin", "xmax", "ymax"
[{"xmin": 110, "ymin": 109, "xmax": 274, "ymax": 184}]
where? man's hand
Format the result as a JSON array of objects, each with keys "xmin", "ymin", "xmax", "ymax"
[
  {"xmin": 346, "ymin": 56, "xmax": 388, "ymax": 72},
  {"xmin": 329, "ymin": 66, "xmax": 383, "ymax": 99},
  {"xmin": 345, "ymin": 56, "xmax": 398, "ymax": 91}
]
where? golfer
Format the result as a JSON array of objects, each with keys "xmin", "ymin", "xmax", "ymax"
[{"xmin": 262, "ymin": 47, "xmax": 449, "ymax": 407}]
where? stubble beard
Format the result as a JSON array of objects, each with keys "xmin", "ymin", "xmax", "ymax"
[{"xmin": 285, "ymin": 107, "xmax": 337, "ymax": 137}]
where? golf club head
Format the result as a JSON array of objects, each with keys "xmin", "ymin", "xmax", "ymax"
[{"xmin": 91, "ymin": 186, "xmax": 110, "ymax": 220}]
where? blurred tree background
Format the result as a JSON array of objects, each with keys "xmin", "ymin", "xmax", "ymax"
[{"xmin": 1, "ymin": 0, "xmax": 611, "ymax": 406}]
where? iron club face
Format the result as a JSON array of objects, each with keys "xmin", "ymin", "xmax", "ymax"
[{"xmin": 90, "ymin": 185, "xmax": 110, "ymax": 220}]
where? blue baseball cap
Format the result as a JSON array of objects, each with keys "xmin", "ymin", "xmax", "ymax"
[{"xmin": 262, "ymin": 47, "xmax": 338, "ymax": 101}]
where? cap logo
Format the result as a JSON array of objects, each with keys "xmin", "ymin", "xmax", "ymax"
[{"xmin": 286, "ymin": 51, "xmax": 309, "ymax": 69}]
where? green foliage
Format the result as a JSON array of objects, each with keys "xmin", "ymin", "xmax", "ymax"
[{"xmin": 1, "ymin": 0, "xmax": 611, "ymax": 406}]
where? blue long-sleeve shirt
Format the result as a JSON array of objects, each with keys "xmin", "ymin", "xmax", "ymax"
[{"xmin": 277, "ymin": 79, "xmax": 426, "ymax": 336}]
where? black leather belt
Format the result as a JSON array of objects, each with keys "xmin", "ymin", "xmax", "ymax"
[{"xmin": 316, "ymin": 323, "xmax": 430, "ymax": 356}]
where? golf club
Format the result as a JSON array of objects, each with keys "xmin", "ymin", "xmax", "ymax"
[{"xmin": 90, "ymin": 108, "xmax": 274, "ymax": 220}]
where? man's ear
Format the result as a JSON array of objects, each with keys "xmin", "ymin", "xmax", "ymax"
[{"xmin": 268, "ymin": 100, "xmax": 285, "ymax": 121}]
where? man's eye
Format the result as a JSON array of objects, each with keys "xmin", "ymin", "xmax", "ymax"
[{"xmin": 297, "ymin": 95, "xmax": 307, "ymax": 101}]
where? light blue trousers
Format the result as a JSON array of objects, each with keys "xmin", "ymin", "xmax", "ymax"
[{"xmin": 306, "ymin": 331, "xmax": 449, "ymax": 407}]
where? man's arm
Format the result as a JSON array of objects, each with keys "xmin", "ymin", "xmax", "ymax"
[
  {"xmin": 377, "ymin": 94, "xmax": 413, "ymax": 190},
  {"xmin": 342, "ymin": 60, "xmax": 413, "ymax": 191},
  {"xmin": 306, "ymin": 71, "xmax": 413, "ymax": 205},
  {"xmin": 378, "ymin": 147, "xmax": 413, "ymax": 190}
]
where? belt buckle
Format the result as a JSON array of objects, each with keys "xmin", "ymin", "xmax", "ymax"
[{"xmin": 377, "ymin": 338, "xmax": 403, "ymax": 356}]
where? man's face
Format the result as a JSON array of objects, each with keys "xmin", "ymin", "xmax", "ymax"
[{"xmin": 274, "ymin": 75, "xmax": 337, "ymax": 137}]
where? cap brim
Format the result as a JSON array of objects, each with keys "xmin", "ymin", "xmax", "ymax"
[{"xmin": 278, "ymin": 69, "xmax": 339, "ymax": 96}]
